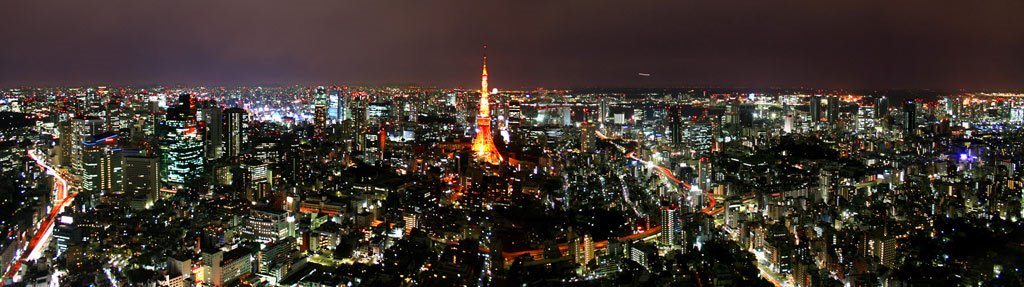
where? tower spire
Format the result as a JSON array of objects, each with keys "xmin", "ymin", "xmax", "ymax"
[
  {"xmin": 481, "ymin": 45, "xmax": 489, "ymax": 100},
  {"xmin": 472, "ymin": 44, "xmax": 501, "ymax": 165}
]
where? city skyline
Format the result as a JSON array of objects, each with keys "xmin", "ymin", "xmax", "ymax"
[{"xmin": 3, "ymin": 1, "xmax": 1024, "ymax": 287}]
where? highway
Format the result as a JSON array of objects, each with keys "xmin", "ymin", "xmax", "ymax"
[
  {"xmin": 595, "ymin": 131, "xmax": 718, "ymax": 215},
  {"xmin": 596, "ymin": 131, "xmax": 780, "ymax": 286},
  {"xmin": 1, "ymin": 149, "xmax": 76, "ymax": 282}
]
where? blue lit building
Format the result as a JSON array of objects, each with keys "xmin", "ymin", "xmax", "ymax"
[{"xmin": 80, "ymin": 132, "xmax": 121, "ymax": 193}]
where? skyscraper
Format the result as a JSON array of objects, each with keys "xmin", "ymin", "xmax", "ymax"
[
  {"xmin": 903, "ymin": 100, "xmax": 916, "ymax": 136},
  {"xmin": 224, "ymin": 107, "xmax": 247, "ymax": 158},
  {"xmin": 783, "ymin": 114, "xmax": 794, "ymax": 134},
  {"xmin": 660, "ymin": 205, "xmax": 679, "ymax": 247},
  {"xmin": 104, "ymin": 100, "xmax": 124, "ymax": 132},
  {"xmin": 507, "ymin": 100, "xmax": 522, "ymax": 130},
  {"xmin": 598, "ymin": 98, "xmax": 609, "ymax": 127},
  {"xmin": 122, "ymin": 152, "xmax": 159, "ymax": 209},
  {"xmin": 199, "ymin": 103, "xmax": 223, "ymax": 160},
  {"xmin": 57, "ymin": 121, "xmax": 74, "ymax": 168},
  {"xmin": 81, "ymin": 132, "xmax": 121, "ymax": 193},
  {"xmin": 69, "ymin": 117, "xmax": 104, "ymax": 177},
  {"xmin": 347, "ymin": 99, "xmax": 367, "ymax": 153},
  {"xmin": 580, "ymin": 122, "xmax": 594, "ymax": 152},
  {"xmin": 668, "ymin": 105, "xmax": 684, "ymax": 145},
  {"xmin": 313, "ymin": 86, "xmax": 327, "ymax": 137},
  {"xmin": 827, "ymin": 96, "xmax": 839, "ymax": 124},
  {"xmin": 328, "ymin": 90, "xmax": 345, "ymax": 123},
  {"xmin": 471, "ymin": 46, "xmax": 502, "ymax": 165},
  {"xmin": 161, "ymin": 94, "xmax": 204, "ymax": 190},
  {"xmin": 809, "ymin": 95, "xmax": 822, "ymax": 123},
  {"xmin": 875, "ymin": 96, "xmax": 889, "ymax": 119},
  {"xmin": 574, "ymin": 233, "xmax": 595, "ymax": 267},
  {"xmin": 241, "ymin": 161, "xmax": 270, "ymax": 201}
]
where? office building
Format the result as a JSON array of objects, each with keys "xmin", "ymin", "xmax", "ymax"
[
  {"xmin": 160, "ymin": 94, "xmax": 204, "ymax": 190},
  {"xmin": 81, "ymin": 132, "xmax": 121, "ymax": 193},
  {"xmin": 224, "ymin": 107, "xmax": 247, "ymax": 158},
  {"xmin": 122, "ymin": 153, "xmax": 160, "ymax": 208},
  {"xmin": 199, "ymin": 104, "xmax": 223, "ymax": 160}
]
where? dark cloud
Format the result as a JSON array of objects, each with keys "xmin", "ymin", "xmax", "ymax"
[{"xmin": 1, "ymin": 0, "xmax": 1022, "ymax": 89}]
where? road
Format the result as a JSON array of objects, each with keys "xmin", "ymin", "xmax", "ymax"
[
  {"xmin": 1, "ymin": 149, "xmax": 76, "ymax": 282},
  {"xmin": 596, "ymin": 132, "xmax": 780, "ymax": 286},
  {"xmin": 595, "ymin": 131, "xmax": 717, "ymax": 215}
]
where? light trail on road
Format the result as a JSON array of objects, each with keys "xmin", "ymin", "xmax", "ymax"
[
  {"xmin": 2, "ymin": 150, "xmax": 77, "ymax": 282},
  {"xmin": 597, "ymin": 135, "xmax": 781, "ymax": 287},
  {"xmin": 596, "ymin": 131, "xmax": 717, "ymax": 215}
]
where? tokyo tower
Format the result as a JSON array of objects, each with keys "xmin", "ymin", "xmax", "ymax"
[{"xmin": 472, "ymin": 46, "xmax": 502, "ymax": 165}]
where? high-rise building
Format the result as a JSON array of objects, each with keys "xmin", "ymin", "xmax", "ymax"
[
  {"xmin": 471, "ymin": 46, "xmax": 502, "ymax": 165},
  {"xmin": 874, "ymin": 235, "xmax": 898, "ymax": 268},
  {"xmin": 827, "ymin": 96, "xmax": 839, "ymax": 124},
  {"xmin": 582, "ymin": 234, "xmax": 595, "ymax": 266},
  {"xmin": 81, "ymin": 132, "xmax": 121, "ymax": 193},
  {"xmin": 809, "ymin": 96, "xmax": 822, "ymax": 123},
  {"xmin": 57, "ymin": 121, "xmax": 75, "ymax": 168},
  {"xmin": 875, "ymin": 96, "xmax": 889, "ymax": 119},
  {"xmin": 507, "ymin": 100, "xmax": 522, "ymax": 129},
  {"xmin": 53, "ymin": 220, "xmax": 80, "ymax": 257},
  {"xmin": 224, "ymin": 107, "xmax": 247, "ymax": 158},
  {"xmin": 313, "ymin": 86, "xmax": 327, "ymax": 137},
  {"xmin": 598, "ymin": 98, "xmax": 610, "ymax": 127},
  {"xmin": 367, "ymin": 102, "xmax": 391, "ymax": 121},
  {"xmin": 83, "ymin": 88, "xmax": 102, "ymax": 114},
  {"xmin": 104, "ymin": 100, "xmax": 124, "ymax": 132},
  {"xmin": 241, "ymin": 161, "xmax": 271, "ymax": 201},
  {"xmin": 567, "ymin": 228, "xmax": 594, "ymax": 267},
  {"xmin": 580, "ymin": 122, "xmax": 595, "ymax": 152},
  {"xmin": 69, "ymin": 117, "xmax": 104, "ymax": 176},
  {"xmin": 660, "ymin": 205, "xmax": 680, "ymax": 247},
  {"xmin": 199, "ymin": 103, "xmax": 223, "ymax": 160},
  {"xmin": 347, "ymin": 99, "xmax": 367, "ymax": 153},
  {"xmin": 122, "ymin": 152, "xmax": 159, "ymax": 208},
  {"xmin": 944, "ymin": 96, "xmax": 962, "ymax": 120},
  {"xmin": 328, "ymin": 90, "xmax": 345, "ymax": 123},
  {"xmin": 668, "ymin": 105, "xmax": 684, "ymax": 145},
  {"xmin": 686, "ymin": 121, "xmax": 713, "ymax": 155},
  {"xmin": 560, "ymin": 107, "xmax": 572, "ymax": 127},
  {"xmin": 783, "ymin": 114, "xmax": 794, "ymax": 134},
  {"xmin": 819, "ymin": 168, "xmax": 837, "ymax": 204},
  {"xmin": 160, "ymin": 94, "xmax": 204, "ymax": 190},
  {"xmin": 903, "ymin": 100, "xmax": 916, "ymax": 136},
  {"xmin": 726, "ymin": 101, "xmax": 741, "ymax": 129}
]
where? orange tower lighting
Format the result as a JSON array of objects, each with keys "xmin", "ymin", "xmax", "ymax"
[{"xmin": 472, "ymin": 45, "xmax": 503, "ymax": 165}]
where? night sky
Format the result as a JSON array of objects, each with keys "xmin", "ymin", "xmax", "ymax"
[{"xmin": 1, "ymin": 0, "xmax": 1022, "ymax": 89}]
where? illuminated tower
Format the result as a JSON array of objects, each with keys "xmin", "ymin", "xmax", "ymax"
[{"xmin": 472, "ymin": 46, "xmax": 502, "ymax": 165}]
